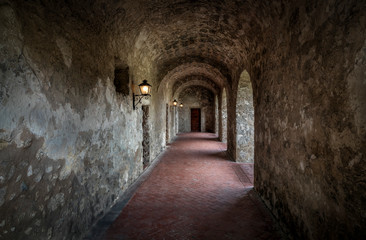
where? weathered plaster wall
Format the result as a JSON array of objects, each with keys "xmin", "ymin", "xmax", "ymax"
[
  {"xmin": 251, "ymin": 1, "xmax": 366, "ymax": 239},
  {"xmin": 236, "ymin": 71, "xmax": 254, "ymax": 163},
  {"xmin": 0, "ymin": 2, "xmax": 165, "ymax": 239},
  {"xmin": 178, "ymin": 107, "xmax": 190, "ymax": 133},
  {"xmin": 178, "ymin": 86, "xmax": 215, "ymax": 133}
]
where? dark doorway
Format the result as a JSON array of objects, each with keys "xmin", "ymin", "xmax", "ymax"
[{"xmin": 191, "ymin": 108, "xmax": 201, "ymax": 132}]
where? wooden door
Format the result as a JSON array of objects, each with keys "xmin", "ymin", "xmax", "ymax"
[{"xmin": 191, "ymin": 108, "xmax": 201, "ymax": 132}]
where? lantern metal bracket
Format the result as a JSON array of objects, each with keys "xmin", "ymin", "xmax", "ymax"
[{"xmin": 133, "ymin": 93, "xmax": 151, "ymax": 110}]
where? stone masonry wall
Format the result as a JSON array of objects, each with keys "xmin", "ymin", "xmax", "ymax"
[
  {"xmin": 169, "ymin": 105, "xmax": 178, "ymax": 138},
  {"xmin": 0, "ymin": 2, "xmax": 162, "ymax": 239},
  {"xmin": 252, "ymin": 1, "xmax": 366, "ymax": 239},
  {"xmin": 215, "ymin": 95, "xmax": 219, "ymax": 136},
  {"xmin": 236, "ymin": 71, "xmax": 254, "ymax": 163},
  {"xmin": 221, "ymin": 89, "xmax": 228, "ymax": 143}
]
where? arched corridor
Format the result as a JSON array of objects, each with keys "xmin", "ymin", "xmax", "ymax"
[{"xmin": 0, "ymin": 1, "xmax": 365, "ymax": 239}]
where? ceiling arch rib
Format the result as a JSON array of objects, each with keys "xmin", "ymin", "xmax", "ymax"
[
  {"xmin": 172, "ymin": 75, "xmax": 220, "ymax": 97},
  {"xmin": 158, "ymin": 62, "xmax": 227, "ymax": 101},
  {"xmin": 173, "ymin": 79, "xmax": 219, "ymax": 100}
]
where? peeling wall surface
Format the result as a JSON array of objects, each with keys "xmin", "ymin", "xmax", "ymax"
[
  {"xmin": 236, "ymin": 71, "xmax": 254, "ymax": 163},
  {"xmin": 0, "ymin": 2, "xmax": 155, "ymax": 239},
  {"xmin": 0, "ymin": 0, "xmax": 365, "ymax": 239},
  {"xmin": 178, "ymin": 86, "xmax": 214, "ymax": 133}
]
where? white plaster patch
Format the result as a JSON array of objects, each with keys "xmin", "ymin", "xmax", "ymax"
[
  {"xmin": 134, "ymin": 28, "xmax": 149, "ymax": 50},
  {"xmin": 45, "ymin": 166, "xmax": 53, "ymax": 173},
  {"xmin": 105, "ymin": 81, "xmax": 113, "ymax": 105},
  {"xmin": 56, "ymin": 38, "xmax": 72, "ymax": 68},
  {"xmin": 9, "ymin": 193, "xmax": 15, "ymax": 200},
  {"xmin": 47, "ymin": 193, "xmax": 64, "ymax": 211},
  {"xmin": 24, "ymin": 227, "xmax": 32, "ymax": 235},
  {"xmin": 348, "ymin": 153, "xmax": 362, "ymax": 168},
  {"xmin": 27, "ymin": 165, "xmax": 33, "ymax": 177},
  {"xmin": 59, "ymin": 164, "xmax": 71, "ymax": 181},
  {"xmin": 123, "ymin": 171, "xmax": 128, "ymax": 185},
  {"xmin": 299, "ymin": 161, "xmax": 305, "ymax": 171},
  {"xmin": 15, "ymin": 175, "xmax": 21, "ymax": 182}
]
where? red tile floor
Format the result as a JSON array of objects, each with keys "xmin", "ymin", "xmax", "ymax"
[{"xmin": 93, "ymin": 133, "xmax": 284, "ymax": 240}]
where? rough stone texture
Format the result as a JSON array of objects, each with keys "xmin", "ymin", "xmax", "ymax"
[
  {"xmin": 250, "ymin": 1, "xmax": 366, "ymax": 239},
  {"xmin": 165, "ymin": 104, "xmax": 169, "ymax": 144},
  {"xmin": 178, "ymin": 86, "xmax": 215, "ymax": 133},
  {"xmin": 0, "ymin": 2, "xmax": 145, "ymax": 239},
  {"xmin": 214, "ymin": 95, "xmax": 219, "ymax": 136},
  {"xmin": 142, "ymin": 106, "xmax": 150, "ymax": 167},
  {"xmin": 172, "ymin": 77, "xmax": 219, "ymax": 99},
  {"xmin": 236, "ymin": 71, "xmax": 254, "ymax": 163},
  {"xmin": 169, "ymin": 106, "xmax": 178, "ymax": 142},
  {"xmin": 0, "ymin": 0, "xmax": 365, "ymax": 239},
  {"xmin": 221, "ymin": 88, "xmax": 228, "ymax": 143}
]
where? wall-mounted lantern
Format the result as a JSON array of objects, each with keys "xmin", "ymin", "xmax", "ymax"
[
  {"xmin": 179, "ymin": 103, "xmax": 183, "ymax": 108},
  {"xmin": 133, "ymin": 80, "xmax": 152, "ymax": 110},
  {"xmin": 173, "ymin": 99, "xmax": 178, "ymax": 106}
]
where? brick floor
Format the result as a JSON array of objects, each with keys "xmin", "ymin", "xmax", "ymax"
[{"xmin": 102, "ymin": 132, "xmax": 283, "ymax": 240}]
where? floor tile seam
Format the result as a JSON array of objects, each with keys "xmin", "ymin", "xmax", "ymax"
[
  {"xmin": 231, "ymin": 164, "xmax": 252, "ymax": 187},
  {"xmin": 238, "ymin": 164, "xmax": 254, "ymax": 180}
]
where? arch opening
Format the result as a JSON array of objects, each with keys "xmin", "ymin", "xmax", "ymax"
[
  {"xmin": 178, "ymin": 85, "xmax": 215, "ymax": 133},
  {"xmin": 236, "ymin": 70, "xmax": 254, "ymax": 163}
]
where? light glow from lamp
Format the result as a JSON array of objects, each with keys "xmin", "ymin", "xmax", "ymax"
[{"xmin": 138, "ymin": 80, "xmax": 152, "ymax": 95}]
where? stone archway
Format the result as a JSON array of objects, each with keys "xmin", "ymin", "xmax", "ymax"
[
  {"xmin": 178, "ymin": 85, "xmax": 215, "ymax": 133},
  {"xmin": 236, "ymin": 70, "xmax": 254, "ymax": 163}
]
